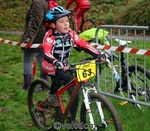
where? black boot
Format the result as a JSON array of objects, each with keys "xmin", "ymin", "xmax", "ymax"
[{"xmin": 21, "ymin": 74, "xmax": 32, "ymax": 90}]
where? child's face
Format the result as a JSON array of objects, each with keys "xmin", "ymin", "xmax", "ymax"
[{"xmin": 55, "ymin": 16, "xmax": 70, "ymax": 34}]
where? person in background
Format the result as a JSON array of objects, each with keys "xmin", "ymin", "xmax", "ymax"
[
  {"xmin": 20, "ymin": 0, "xmax": 58, "ymax": 90},
  {"xmin": 66, "ymin": 0, "xmax": 90, "ymax": 33},
  {"xmin": 42, "ymin": 6, "xmax": 105, "ymax": 125}
]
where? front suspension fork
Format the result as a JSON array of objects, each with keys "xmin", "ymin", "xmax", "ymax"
[{"xmin": 82, "ymin": 84, "xmax": 108, "ymax": 130}]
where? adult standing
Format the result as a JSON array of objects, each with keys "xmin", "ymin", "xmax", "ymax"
[
  {"xmin": 66, "ymin": 0, "xmax": 90, "ymax": 33},
  {"xmin": 21, "ymin": 0, "xmax": 58, "ymax": 90}
]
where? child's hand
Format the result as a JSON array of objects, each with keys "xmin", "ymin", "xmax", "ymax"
[
  {"xmin": 54, "ymin": 61, "xmax": 69, "ymax": 71},
  {"xmin": 100, "ymin": 54, "xmax": 107, "ymax": 62},
  {"xmin": 97, "ymin": 53, "xmax": 107, "ymax": 62},
  {"xmin": 54, "ymin": 62, "xmax": 64, "ymax": 69}
]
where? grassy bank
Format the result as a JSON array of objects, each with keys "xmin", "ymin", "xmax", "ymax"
[{"xmin": 1, "ymin": 0, "xmax": 150, "ymax": 31}]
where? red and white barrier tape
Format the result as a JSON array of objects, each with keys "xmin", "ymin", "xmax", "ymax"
[
  {"xmin": 1, "ymin": 38, "xmax": 150, "ymax": 56},
  {"xmin": 0, "ymin": 38, "xmax": 43, "ymax": 48},
  {"xmin": 97, "ymin": 45, "xmax": 150, "ymax": 56}
]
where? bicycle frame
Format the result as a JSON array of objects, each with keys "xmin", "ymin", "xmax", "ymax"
[
  {"xmin": 56, "ymin": 76, "xmax": 107, "ymax": 127},
  {"xmin": 56, "ymin": 77, "xmax": 81, "ymax": 115},
  {"xmin": 113, "ymin": 51, "xmax": 129, "ymax": 92},
  {"xmin": 54, "ymin": 63, "xmax": 108, "ymax": 129}
]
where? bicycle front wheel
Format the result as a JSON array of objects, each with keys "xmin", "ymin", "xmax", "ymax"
[
  {"xmin": 28, "ymin": 78, "xmax": 58, "ymax": 130},
  {"xmin": 81, "ymin": 19, "xmax": 96, "ymax": 32},
  {"xmin": 129, "ymin": 65, "xmax": 150, "ymax": 103},
  {"xmin": 80, "ymin": 93, "xmax": 122, "ymax": 131}
]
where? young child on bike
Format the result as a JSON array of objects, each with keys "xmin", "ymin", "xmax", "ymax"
[
  {"xmin": 42, "ymin": 6, "xmax": 105, "ymax": 123},
  {"xmin": 66, "ymin": 0, "xmax": 90, "ymax": 33}
]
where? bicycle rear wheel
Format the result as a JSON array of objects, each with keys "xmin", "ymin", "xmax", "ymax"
[
  {"xmin": 28, "ymin": 79, "xmax": 59, "ymax": 130},
  {"xmin": 69, "ymin": 17, "xmax": 75, "ymax": 30},
  {"xmin": 81, "ymin": 19, "xmax": 96, "ymax": 32},
  {"xmin": 129, "ymin": 65, "xmax": 150, "ymax": 103},
  {"xmin": 80, "ymin": 93, "xmax": 122, "ymax": 131}
]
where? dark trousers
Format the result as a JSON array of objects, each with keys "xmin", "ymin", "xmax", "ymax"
[{"xmin": 50, "ymin": 69, "xmax": 79, "ymax": 121}]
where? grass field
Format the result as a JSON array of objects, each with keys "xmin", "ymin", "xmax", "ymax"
[{"xmin": 0, "ymin": 33, "xmax": 150, "ymax": 131}]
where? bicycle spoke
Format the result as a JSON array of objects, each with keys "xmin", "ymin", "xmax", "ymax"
[
  {"xmin": 81, "ymin": 19, "xmax": 96, "ymax": 32},
  {"xmin": 129, "ymin": 66, "xmax": 150, "ymax": 103},
  {"xmin": 28, "ymin": 79, "xmax": 58, "ymax": 130},
  {"xmin": 80, "ymin": 93, "xmax": 122, "ymax": 131}
]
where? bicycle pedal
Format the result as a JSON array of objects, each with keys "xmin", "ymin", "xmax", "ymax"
[{"xmin": 120, "ymin": 101, "xmax": 128, "ymax": 106}]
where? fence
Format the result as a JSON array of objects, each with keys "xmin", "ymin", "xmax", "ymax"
[{"xmin": 95, "ymin": 25, "xmax": 150, "ymax": 107}]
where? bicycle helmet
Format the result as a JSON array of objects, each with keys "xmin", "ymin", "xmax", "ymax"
[{"xmin": 46, "ymin": 6, "xmax": 71, "ymax": 23}]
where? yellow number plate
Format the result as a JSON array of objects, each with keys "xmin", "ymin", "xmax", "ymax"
[{"xmin": 76, "ymin": 60, "xmax": 96, "ymax": 82}]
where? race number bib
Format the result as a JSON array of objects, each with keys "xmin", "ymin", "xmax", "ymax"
[{"xmin": 76, "ymin": 60, "xmax": 96, "ymax": 82}]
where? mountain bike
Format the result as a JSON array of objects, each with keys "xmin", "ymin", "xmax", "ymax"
[
  {"xmin": 28, "ymin": 59, "xmax": 122, "ymax": 130},
  {"xmin": 93, "ymin": 39, "xmax": 150, "ymax": 109},
  {"xmin": 69, "ymin": 10, "xmax": 96, "ymax": 33}
]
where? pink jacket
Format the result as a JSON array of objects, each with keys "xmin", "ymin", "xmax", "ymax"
[
  {"xmin": 42, "ymin": 29, "xmax": 99, "ymax": 75},
  {"xmin": 49, "ymin": 0, "xmax": 58, "ymax": 9}
]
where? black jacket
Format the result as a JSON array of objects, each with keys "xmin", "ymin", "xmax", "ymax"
[{"xmin": 21, "ymin": 0, "xmax": 49, "ymax": 52}]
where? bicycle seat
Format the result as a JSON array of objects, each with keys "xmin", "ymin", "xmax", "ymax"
[
  {"xmin": 90, "ymin": 43, "xmax": 98, "ymax": 47},
  {"xmin": 115, "ymin": 39, "xmax": 131, "ymax": 46}
]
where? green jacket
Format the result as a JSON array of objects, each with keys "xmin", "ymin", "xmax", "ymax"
[
  {"xmin": 21, "ymin": 0, "xmax": 49, "ymax": 51},
  {"xmin": 79, "ymin": 28, "xmax": 109, "ymax": 45}
]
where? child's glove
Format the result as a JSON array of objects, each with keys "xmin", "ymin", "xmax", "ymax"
[
  {"xmin": 98, "ymin": 52, "xmax": 107, "ymax": 62},
  {"xmin": 54, "ymin": 61, "xmax": 64, "ymax": 69}
]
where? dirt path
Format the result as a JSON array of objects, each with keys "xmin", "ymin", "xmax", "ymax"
[{"xmin": 0, "ymin": 31, "xmax": 149, "ymax": 41}]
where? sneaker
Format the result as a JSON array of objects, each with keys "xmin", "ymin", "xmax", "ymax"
[{"xmin": 46, "ymin": 92, "xmax": 60, "ymax": 107}]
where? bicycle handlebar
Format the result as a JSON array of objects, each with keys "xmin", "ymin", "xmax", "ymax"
[{"xmin": 57, "ymin": 58, "xmax": 103, "ymax": 71}]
